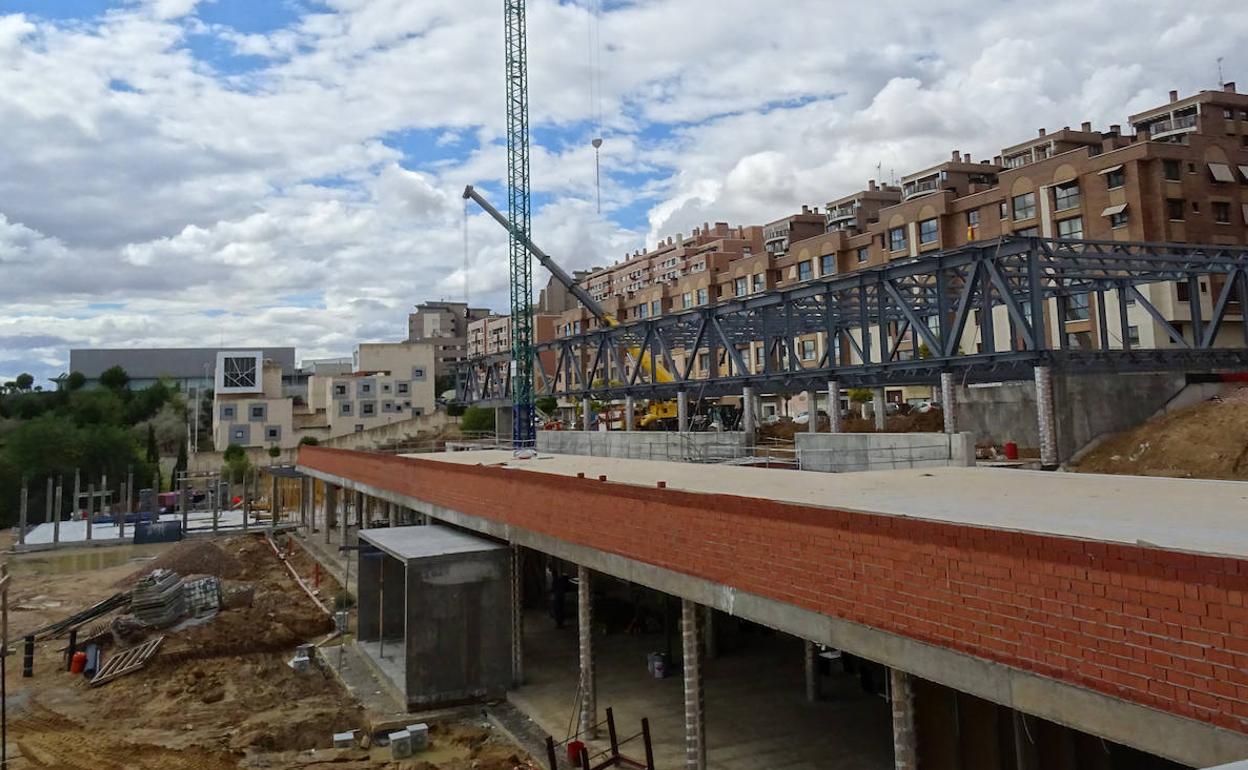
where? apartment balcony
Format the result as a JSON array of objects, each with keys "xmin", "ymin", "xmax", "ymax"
[
  {"xmin": 825, "ymin": 205, "xmax": 859, "ymax": 225},
  {"xmin": 1144, "ymin": 113, "xmax": 1198, "ymax": 139},
  {"xmin": 902, "ymin": 178, "xmax": 941, "ymax": 200}
]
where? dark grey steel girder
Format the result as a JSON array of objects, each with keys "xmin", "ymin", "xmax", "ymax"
[{"xmin": 456, "ymin": 237, "xmax": 1248, "ymax": 403}]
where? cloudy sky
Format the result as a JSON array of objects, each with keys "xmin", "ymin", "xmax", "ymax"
[{"xmin": 0, "ymin": 0, "xmax": 1245, "ymax": 384}]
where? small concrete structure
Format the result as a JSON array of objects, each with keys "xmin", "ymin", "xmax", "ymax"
[
  {"xmin": 356, "ymin": 525, "xmax": 512, "ymax": 709},
  {"xmin": 536, "ymin": 430, "xmax": 747, "ymax": 461},
  {"xmin": 795, "ymin": 431, "xmax": 975, "ymax": 472}
]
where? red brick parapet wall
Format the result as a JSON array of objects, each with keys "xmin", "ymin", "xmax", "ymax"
[{"xmin": 301, "ymin": 447, "xmax": 1248, "ymax": 734}]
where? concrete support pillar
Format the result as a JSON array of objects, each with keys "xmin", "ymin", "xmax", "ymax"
[
  {"xmin": 324, "ymin": 485, "xmax": 337, "ymax": 545},
  {"xmin": 1034, "ymin": 365, "xmax": 1058, "ymax": 469},
  {"xmin": 702, "ymin": 605, "xmax": 716, "ymax": 660},
  {"xmin": 806, "ymin": 389, "xmax": 819, "ymax": 433},
  {"xmin": 890, "ymin": 668, "xmax": 918, "ymax": 770},
  {"xmin": 72, "ymin": 470, "xmax": 81, "ymax": 523},
  {"xmin": 873, "ymin": 387, "xmax": 887, "ymax": 431},
  {"xmin": 52, "ymin": 479, "xmax": 62, "ymax": 546},
  {"xmin": 582, "ymin": 395, "xmax": 593, "ymax": 432},
  {"xmin": 940, "ymin": 371, "xmax": 957, "ymax": 434},
  {"xmin": 804, "ymin": 641, "xmax": 819, "ymax": 702},
  {"xmin": 354, "ymin": 490, "xmax": 365, "ymax": 529},
  {"xmin": 18, "ymin": 481, "xmax": 28, "ymax": 546},
  {"xmin": 242, "ymin": 472, "xmax": 252, "ymax": 533},
  {"xmin": 270, "ymin": 472, "xmax": 278, "ymax": 528},
  {"xmin": 677, "ymin": 390, "xmax": 689, "ymax": 433},
  {"xmin": 828, "ymin": 379, "xmax": 843, "ymax": 433},
  {"xmin": 741, "ymin": 385, "xmax": 756, "ymax": 436},
  {"xmin": 577, "ymin": 565, "xmax": 597, "ymax": 739},
  {"xmin": 308, "ymin": 478, "xmax": 317, "ymax": 531},
  {"xmin": 388, "ymin": 501, "xmax": 397, "ymax": 528},
  {"xmin": 624, "ymin": 395, "xmax": 635, "ymax": 432},
  {"xmin": 681, "ymin": 598, "xmax": 707, "ymax": 770},
  {"xmin": 510, "ymin": 544, "xmax": 524, "ymax": 686},
  {"xmin": 44, "ymin": 477, "xmax": 53, "ymax": 524},
  {"xmin": 85, "ymin": 482, "xmax": 95, "ymax": 541},
  {"xmin": 341, "ymin": 489, "xmax": 351, "ymax": 542}
]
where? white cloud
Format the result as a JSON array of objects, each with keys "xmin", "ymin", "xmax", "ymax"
[{"xmin": 0, "ymin": 0, "xmax": 1245, "ymax": 380}]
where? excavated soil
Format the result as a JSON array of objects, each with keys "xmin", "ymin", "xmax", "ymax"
[
  {"xmin": 1071, "ymin": 390, "xmax": 1248, "ymax": 480},
  {"xmin": 759, "ymin": 407, "xmax": 945, "ymax": 441},
  {"xmin": 6, "ymin": 533, "xmax": 532, "ymax": 770}
]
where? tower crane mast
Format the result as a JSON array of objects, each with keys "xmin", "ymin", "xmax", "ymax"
[{"xmin": 503, "ymin": 0, "xmax": 535, "ymax": 448}]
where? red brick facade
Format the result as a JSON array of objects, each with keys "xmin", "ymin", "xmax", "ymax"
[{"xmin": 302, "ymin": 447, "xmax": 1248, "ymax": 734}]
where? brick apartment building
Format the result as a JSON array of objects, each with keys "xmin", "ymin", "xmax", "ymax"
[{"xmin": 547, "ymin": 83, "xmax": 1248, "ymax": 403}]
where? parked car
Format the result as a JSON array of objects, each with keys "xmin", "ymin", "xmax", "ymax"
[{"xmin": 793, "ymin": 410, "xmax": 828, "ymax": 425}]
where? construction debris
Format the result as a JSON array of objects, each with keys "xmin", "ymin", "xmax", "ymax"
[
  {"xmin": 130, "ymin": 569, "xmax": 186, "ymax": 627},
  {"xmin": 89, "ymin": 635, "xmax": 164, "ymax": 687},
  {"xmin": 184, "ymin": 576, "xmax": 221, "ymax": 615},
  {"xmin": 31, "ymin": 592, "xmax": 129, "ymax": 640}
]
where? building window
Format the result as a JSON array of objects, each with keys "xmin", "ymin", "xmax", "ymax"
[
  {"xmin": 265, "ymin": 425, "xmax": 281, "ymax": 442},
  {"xmin": 800, "ymin": 339, "xmax": 816, "ymax": 360},
  {"xmin": 221, "ymin": 356, "xmax": 258, "ymax": 390},
  {"xmin": 381, "ymin": 382, "xmax": 392, "ymax": 394},
  {"xmin": 798, "ymin": 261, "xmax": 813, "ymax": 281},
  {"xmin": 1105, "ymin": 168, "xmax": 1125, "ymax": 189},
  {"xmin": 231, "ymin": 426, "xmax": 248, "ymax": 442},
  {"xmin": 696, "ymin": 288, "xmax": 708, "ymax": 305},
  {"xmin": 1110, "ymin": 210, "xmax": 1128, "ymax": 229},
  {"xmin": 735, "ymin": 277, "xmax": 748, "ymax": 296},
  {"xmin": 249, "ymin": 404, "xmax": 266, "ymax": 421},
  {"xmin": 355, "ymin": 424, "xmax": 364, "ymax": 433},
  {"xmin": 698, "ymin": 352, "xmax": 709, "ymax": 371},
  {"xmin": 1127, "ymin": 325, "xmax": 1141, "ymax": 346},
  {"xmin": 888, "ymin": 226, "xmax": 907, "ymax": 253},
  {"xmin": 1214, "ymin": 201, "xmax": 1231, "ymax": 223},
  {"xmin": 397, "ymin": 382, "xmax": 409, "ymax": 395},
  {"xmin": 220, "ymin": 405, "xmax": 236, "ymax": 420},
  {"xmin": 1056, "ymin": 217, "xmax": 1083, "ymax": 239},
  {"xmin": 820, "ymin": 254, "xmax": 834, "ymax": 276},
  {"xmin": 382, "ymin": 401, "xmax": 394, "ymax": 413},
  {"xmin": 1066, "ymin": 293, "xmax": 1091, "ymax": 321},
  {"xmin": 1015, "ymin": 226, "xmax": 1040, "ymax": 237},
  {"xmin": 998, "ymin": 201, "xmax": 1008, "ymax": 220},
  {"xmin": 358, "ymin": 382, "xmax": 372, "ymax": 396},
  {"xmin": 966, "ymin": 209, "xmax": 980, "ymax": 237},
  {"xmin": 1012, "ymin": 192, "xmax": 1036, "ymax": 221},
  {"xmin": 754, "ymin": 347, "xmax": 764, "ymax": 367},
  {"xmin": 1163, "ymin": 159, "xmax": 1182, "ymax": 181},
  {"xmin": 333, "ymin": 383, "xmax": 347, "ymax": 396},
  {"xmin": 411, "ymin": 367, "xmax": 426, "ymax": 381},
  {"xmin": 340, "ymin": 401, "xmax": 352, "ymax": 416},
  {"xmin": 918, "ymin": 218, "xmax": 938, "ymax": 245},
  {"xmin": 856, "ymin": 247, "xmax": 869, "ymax": 264},
  {"xmin": 637, "ymin": 303, "xmax": 648, "ymax": 319},
  {"xmin": 682, "ymin": 292, "xmax": 692, "ymax": 309},
  {"xmin": 1053, "ymin": 181, "xmax": 1080, "ymax": 212},
  {"xmin": 361, "ymin": 401, "xmax": 376, "ymax": 416},
  {"xmin": 1167, "ymin": 198, "xmax": 1186, "ymax": 220}
]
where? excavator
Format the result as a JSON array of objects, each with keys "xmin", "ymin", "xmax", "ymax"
[{"xmin": 463, "ymin": 184, "xmax": 679, "ymax": 429}]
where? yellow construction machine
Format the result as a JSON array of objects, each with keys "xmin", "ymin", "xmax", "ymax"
[{"xmin": 463, "ymin": 185, "xmax": 679, "ymax": 429}]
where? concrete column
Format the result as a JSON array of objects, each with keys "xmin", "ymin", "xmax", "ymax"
[
  {"xmin": 242, "ymin": 472, "xmax": 252, "ymax": 533},
  {"xmin": 179, "ymin": 474, "xmax": 188, "ymax": 532},
  {"xmin": 804, "ymin": 641, "xmax": 819, "ymax": 702},
  {"xmin": 52, "ymin": 479, "xmax": 62, "ymax": 546},
  {"xmin": 308, "ymin": 478, "xmax": 318, "ymax": 531},
  {"xmin": 324, "ymin": 485, "xmax": 337, "ymax": 544},
  {"xmin": 741, "ymin": 385, "xmax": 756, "ymax": 436},
  {"xmin": 582, "ymin": 395, "xmax": 593, "ymax": 431},
  {"xmin": 44, "ymin": 477, "xmax": 53, "ymax": 524},
  {"xmin": 354, "ymin": 490, "xmax": 365, "ymax": 529},
  {"xmin": 341, "ymin": 489, "xmax": 351, "ymax": 542},
  {"xmin": 118, "ymin": 481, "xmax": 126, "ymax": 540},
  {"xmin": 624, "ymin": 395, "xmax": 635, "ymax": 431},
  {"xmin": 388, "ymin": 501, "xmax": 397, "ymax": 528},
  {"xmin": 270, "ymin": 473, "xmax": 279, "ymax": 526},
  {"xmin": 1035, "ymin": 365, "xmax": 1058, "ymax": 469},
  {"xmin": 72, "ymin": 470, "xmax": 80, "ymax": 523},
  {"xmin": 828, "ymin": 379, "xmax": 843, "ymax": 433},
  {"xmin": 940, "ymin": 371, "xmax": 957, "ymax": 434},
  {"xmin": 681, "ymin": 598, "xmax": 707, "ymax": 770},
  {"xmin": 86, "ymin": 482, "xmax": 95, "ymax": 541},
  {"xmin": 677, "ymin": 390, "xmax": 689, "ymax": 433},
  {"xmin": 18, "ymin": 481, "xmax": 28, "ymax": 545},
  {"xmin": 806, "ymin": 389, "xmax": 819, "ymax": 433},
  {"xmin": 577, "ymin": 565, "xmax": 596, "ymax": 739},
  {"xmin": 212, "ymin": 474, "xmax": 220, "ymax": 533},
  {"xmin": 890, "ymin": 668, "xmax": 918, "ymax": 770},
  {"xmin": 702, "ymin": 605, "xmax": 716, "ymax": 660},
  {"xmin": 873, "ymin": 387, "xmax": 887, "ymax": 431},
  {"xmin": 510, "ymin": 544, "xmax": 524, "ymax": 686}
]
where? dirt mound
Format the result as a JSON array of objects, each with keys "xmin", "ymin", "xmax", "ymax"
[
  {"xmin": 1071, "ymin": 391, "xmax": 1248, "ymax": 480},
  {"xmin": 117, "ymin": 540, "xmax": 244, "ymax": 587},
  {"xmin": 759, "ymin": 407, "xmax": 945, "ymax": 441}
]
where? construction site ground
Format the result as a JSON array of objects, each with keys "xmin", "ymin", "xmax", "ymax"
[
  {"xmin": 1071, "ymin": 386, "xmax": 1248, "ymax": 480},
  {"xmin": 0, "ymin": 532, "xmax": 534, "ymax": 770}
]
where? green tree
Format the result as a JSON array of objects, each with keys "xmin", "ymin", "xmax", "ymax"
[
  {"xmin": 298, "ymin": 436, "xmax": 320, "ymax": 446},
  {"xmin": 535, "ymin": 396, "xmax": 558, "ymax": 414},
  {"xmin": 64, "ymin": 371, "xmax": 87, "ymax": 391},
  {"xmin": 69, "ymin": 389, "xmax": 125, "ymax": 426},
  {"xmin": 267, "ymin": 446, "xmax": 281, "ymax": 460},
  {"xmin": 459, "ymin": 406, "xmax": 496, "ymax": 433},
  {"xmin": 173, "ymin": 439, "xmax": 188, "ymax": 483},
  {"xmin": 223, "ymin": 444, "xmax": 246, "ymax": 463},
  {"xmin": 99, "ymin": 365, "xmax": 130, "ymax": 391},
  {"xmin": 222, "ymin": 444, "xmax": 250, "ymax": 483},
  {"xmin": 14, "ymin": 373, "xmax": 33, "ymax": 391},
  {"xmin": 848, "ymin": 388, "xmax": 873, "ymax": 404},
  {"xmin": 145, "ymin": 423, "xmax": 159, "ymax": 464}
]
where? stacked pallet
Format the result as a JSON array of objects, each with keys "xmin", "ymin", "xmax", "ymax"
[{"xmin": 130, "ymin": 569, "xmax": 186, "ymax": 628}]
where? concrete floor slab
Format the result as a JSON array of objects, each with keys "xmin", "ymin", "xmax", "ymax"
[
  {"xmin": 411, "ymin": 450, "xmax": 1248, "ymax": 558},
  {"xmin": 511, "ymin": 610, "xmax": 892, "ymax": 770}
]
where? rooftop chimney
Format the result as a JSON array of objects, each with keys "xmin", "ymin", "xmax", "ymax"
[
  {"xmin": 1038, "ymin": 128, "xmax": 1046, "ymax": 137},
  {"xmin": 952, "ymin": 150, "xmax": 961, "ymax": 162},
  {"xmin": 1081, "ymin": 121, "xmax": 1092, "ymax": 132},
  {"xmin": 1109, "ymin": 124, "xmax": 1121, "ymax": 135},
  {"xmin": 702, "ymin": 221, "xmax": 710, "ymax": 232},
  {"xmin": 993, "ymin": 155, "xmax": 1003, "ymax": 165},
  {"xmin": 801, "ymin": 205, "xmax": 810, "ymax": 214},
  {"xmin": 1169, "ymin": 89, "xmax": 1179, "ymax": 103},
  {"xmin": 868, "ymin": 179, "xmax": 877, "ymax": 190},
  {"xmin": 1225, "ymin": 81, "xmax": 1237, "ymax": 93},
  {"xmin": 964, "ymin": 153, "xmax": 972, "ymax": 163}
]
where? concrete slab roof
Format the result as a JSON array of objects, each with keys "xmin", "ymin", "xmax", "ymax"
[
  {"xmin": 360, "ymin": 524, "xmax": 507, "ymax": 563},
  {"xmin": 407, "ymin": 450, "xmax": 1248, "ymax": 559}
]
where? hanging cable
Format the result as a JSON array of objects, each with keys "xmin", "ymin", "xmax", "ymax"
[{"xmin": 588, "ymin": 0, "xmax": 603, "ymax": 214}]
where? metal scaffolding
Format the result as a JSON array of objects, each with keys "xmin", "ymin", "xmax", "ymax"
[{"xmin": 457, "ymin": 236, "xmax": 1248, "ymax": 403}]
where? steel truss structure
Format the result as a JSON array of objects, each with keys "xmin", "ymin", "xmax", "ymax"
[{"xmin": 457, "ymin": 237, "xmax": 1248, "ymax": 404}]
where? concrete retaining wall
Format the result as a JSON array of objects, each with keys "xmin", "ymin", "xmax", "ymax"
[
  {"xmin": 954, "ymin": 372, "xmax": 1187, "ymax": 462},
  {"xmin": 796, "ymin": 432, "xmax": 975, "ymax": 473},
  {"xmin": 536, "ymin": 431, "xmax": 748, "ymax": 462}
]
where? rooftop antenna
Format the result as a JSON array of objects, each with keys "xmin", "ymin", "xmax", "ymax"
[{"xmin": 1217, "ymin": 56, "xmax": 1225, "ymax": 87}]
